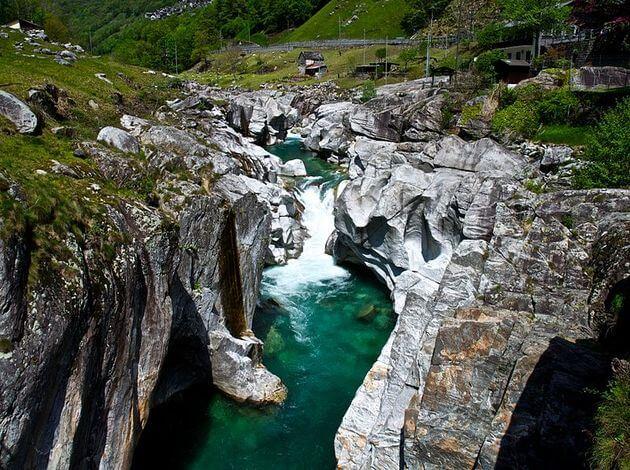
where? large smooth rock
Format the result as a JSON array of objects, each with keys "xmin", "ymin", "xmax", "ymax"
[
  {"xmin": 279, "ymin": 159, "xmax": 307, "ymax": 177},
  {"xmin": 332, "ymin": 126, "xmax": 630, "ymax": 470},
  {"xmin": 227, "ymin": 90, "xmax": 299, "ymax": 145},
  {"xmin": 0, "ymin": 90, "xmax": 39, "ymax": 134},
  {"xmin": 97, "ymin": 126, "xmax": 140, "ymax": 153}
]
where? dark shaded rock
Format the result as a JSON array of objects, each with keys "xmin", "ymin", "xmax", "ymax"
[{"xmin": 27, "ymin": 84, "xmax": 74, "ymax": 120}]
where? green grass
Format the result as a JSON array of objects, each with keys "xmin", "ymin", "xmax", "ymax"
[
  {"xmin": 191, "ymin": 45, "xmax": 446, "ymax": 89},
  {"xmin": 0, "ymin": 29, "xmax": 174, "ymax": 272},
  {"xmin": 535, "ymin": 124, "xmax": 591, "ymax": 146},
  {"xmin": 592, "ymin": 375, "xmax": 630, "ymax": 470},
  {"xmin": 277, "ymin": 0, "xmax": 411, "ymax": 42}
]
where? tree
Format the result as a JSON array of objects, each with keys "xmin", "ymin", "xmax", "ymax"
[
  {"xmin": 375, "ymin": 48, "xmax": 387, "ymax": 62},
  {"xmin": 44, "ymin": 13, "xmax": 69, "ymax": 42},
  {"xmin": 571, "ymin": 0, "xmax": 629, "ymax": 53},
  {"xmin": 501, "ymin": 0, "xmax": 570, "ymax": 32},
  {"xmin": 478, "ymin": 0, "xmax": 570, "ymax": 46},
  {"xmin": 401, "ymin": 0, "xmax": 450, "ymax": 35},
  {"xmin": 398, "ymin": 48, "xmax": 418, "ymax": 71}
]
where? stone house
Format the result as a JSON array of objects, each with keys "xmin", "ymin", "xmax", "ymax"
[{"xmin": 298, "ymin": 51, "xmax": 327, "ymax": 77}]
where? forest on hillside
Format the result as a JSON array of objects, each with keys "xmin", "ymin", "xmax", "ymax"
[{"xmin": 2, "ymin": 0, "xmax": 627, "ymax": 73}]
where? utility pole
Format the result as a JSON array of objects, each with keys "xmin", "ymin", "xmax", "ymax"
[
  {"xmin": 338, "ymin": 15, "xmax": 341, "ymax": 40},
  {"xmin": 385, "ymin": 36, "xmax": 389, "ymax": 84},
  {"xmin": 175, "ymin": 42, "xmax": 179, "ymax": 74},
  {"xmin": 425, "ymin": 9, "xmax": 434, "ymax": 78},
  {"xmin": 363, "ymin": 28, "xmax": 366, "ymax": 65}
]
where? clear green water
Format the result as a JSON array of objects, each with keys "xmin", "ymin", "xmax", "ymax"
[{"xmin": 133, "ymin": 137, "xmax": 394, "ymax": 470}]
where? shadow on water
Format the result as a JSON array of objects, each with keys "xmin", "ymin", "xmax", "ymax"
[
  {"xmin": 495, "ymin": 337, "xmax": 611, "ymax": 469},
  {"xmin": 132, "ymin": 385, "xmax": 214, "ymax": 470}
]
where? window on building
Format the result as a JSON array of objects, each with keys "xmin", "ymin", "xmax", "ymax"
[
  {"xmin": 507, "ymin": 53, "xmax": 512, "ymax": 59},
  {"xmin": 516, "ymin": 51, "xmax": 522, "ymax": 60},
  {"xmin": 526, "ymin": 51, "xmax": 532, "ymax": 61}
]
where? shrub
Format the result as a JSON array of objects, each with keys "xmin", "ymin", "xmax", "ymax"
[
  {"xmin": 460, "ymin": 103, "xmax": 483, "ymax": 125},
  {"xmin": 474, "ymin": 49, "xmax": 507, "ymax": 83},
  {"xmin": 573, "ymin": 98, "xmax": 630, "ymax": 189},
  {"xmin": 538, "ymin": 87, "xmax": 580, "ymax": 124},
  {"xmin": 494, "ymin": 84, "xmax": 581, "ymax": 138},
  {"xmin": 361, "ymin": 80, "xmax": 376, "ymax": 103},
  {"xmin": 492, "ymin": 101, "xmax": 540, "ymax": 138},
  {"xmin": 592, "ymin": 374, "xmax": 630, "ymax": 470}
]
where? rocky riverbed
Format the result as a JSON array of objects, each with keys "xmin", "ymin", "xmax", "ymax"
[{"xmin": 1, "ymin": 75, "xmax": 628, "ymax": 470}]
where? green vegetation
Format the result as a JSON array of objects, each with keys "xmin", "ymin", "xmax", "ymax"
[
  {"xmin": 492, "ymin": 100, "xmax": 540, "ymax": 138},
  {"xmin": 187, "ymin": 44, "xmax": 433, "ymax": 89},
  {"xmin": 492, "ymin": 84, "xmax": 588, "ymax": 139},
  {"xmin": 573, "ymin": 98, "xmax": 630, "ymax": 189},
  {"xmin": 360, "ymin": 80, "xmax": 376, "ymax": 102},
  {"xmin": 474, "ymin": 49, "xmax": 506, "ymax": 83},
  {"xmin": 2, "ymin": 0, "xmax": 329, "ymax": 72},
  {"xmin": 477, "ymin": 0, "xmax": 570, "ymax": 47},
  {"xmin": 401, "ymin": 0, "xmax": 449, "ymax": 35},
  {"xmin": 0, "ymin": 32, "xmax": 171, "ymax": 265},
  {"xmin": 592, "ymin": 374, "xmax": 630, "ymax": 470},
  {"xmin": 535, "ymin": 125, "xmax": 591, "ymax": 146},
  {"xmin": 280, "ymin": 0, "xmax": 410, "ymax": 42},
  {"xmin": 459, "ymin": 103, "xmax": 482, "ymax": 125}
]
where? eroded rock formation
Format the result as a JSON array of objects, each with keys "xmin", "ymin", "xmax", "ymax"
[
  {"xmin": 327, "ymin": 86, "xmax": 629, "ymax": 468},
  {"xmin": 0, "ymin": 84, "xmax": 313, "ymax": 469}
]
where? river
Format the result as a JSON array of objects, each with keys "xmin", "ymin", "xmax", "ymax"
[{"xmin": 133, "ymin": 137, "xmax": 394, "ymax": 469}]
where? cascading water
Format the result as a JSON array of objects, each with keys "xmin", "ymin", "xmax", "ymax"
[
  {"xmin": 265, "ymin": 182, "xmax": 349, "ymax": 300},
  {"xmin": 133, "ymin": 138, "xmax": 394, "ymax": 470}
]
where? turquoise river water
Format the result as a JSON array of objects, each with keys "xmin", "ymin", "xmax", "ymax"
[{"xmin": 133, "ymin": 137, "xmax": 394, "ymax": 470}]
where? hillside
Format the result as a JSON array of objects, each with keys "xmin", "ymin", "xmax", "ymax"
[
  {"xmin": 279, "ymin": 0, "xmax": 411, "ymax": 42},
  {"xmin": 58, "ymin": 0, "xmax": 183, "ymax": 45}
]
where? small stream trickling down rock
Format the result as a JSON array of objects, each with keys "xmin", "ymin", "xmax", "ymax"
[{"xmin": 133, "ymin": 137, "xmax": 395, "ymax": 469}]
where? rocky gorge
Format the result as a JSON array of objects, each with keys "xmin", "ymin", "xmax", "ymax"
[{"xmin": 0, "ymin": 73, "xmax": 628, "ymax": 470}]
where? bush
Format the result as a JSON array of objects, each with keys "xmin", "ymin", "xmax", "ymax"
[
  {"xmin": 494, "ymin": 85, "xmax": 581, "ymax": 138},
  {"xmin": 460, "ymin": 103, "xmax": 483, "ymax": 125},
  {"xmin": 538, "ymin": 87, "xmax": 581, "ymax": 124},
  {"xmin": 592, "ymin": 374, "xmax": 630, "ymax": 470},
  {"xmin": 474, "ymin": 49, "xmax": 507, "ymax": 83},
  {"xmin": 361, "ymin": 80, "xmax": 376, "ymax": 103},
  {"xmin": 492, "ymin": 101, "xmax": 540, "ymax": 138},
  {"xmin": 573, "ymin": 98, "xmax": 630, "ymax": 189}
]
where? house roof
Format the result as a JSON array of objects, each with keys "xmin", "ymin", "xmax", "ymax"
[
  {"xmin": 500, "ymin": 59, "xmax": 531, "ymax": 68},
  {"xmin": 299, "ymin": 51, "xmax": 324, "ymax": 61},
  {"xmin": 2, "ymin": 19, "xmax": 42, "ymax": 30}
]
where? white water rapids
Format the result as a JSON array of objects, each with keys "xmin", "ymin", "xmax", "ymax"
[
  {"xmin": 264, "ymin": 181, "xmax": 349, "ymax": 293},
  {"xmin": 262, "ymin": 181, "xmax": 350, "ymax": 342}
]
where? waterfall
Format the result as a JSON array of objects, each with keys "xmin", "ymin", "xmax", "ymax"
[
  {"xmin": 262, "ymin": 181, "xmax": 350, "ymax": 343},
  {"xmin": 265, "ymin": 181, "xmax": 349, "ymax": 294}
]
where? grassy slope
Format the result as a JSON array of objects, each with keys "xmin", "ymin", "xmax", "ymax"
[
  {"xmin": 278, "ymin": 0, "xmax": 411, "ymax": 42},
  {"xmin": 192, "ymin": 45, "xmax": 447, "ymax": 89},
  {"xmin": 0, "ymin": 28, "xmax": 172, "ymax": 254}
]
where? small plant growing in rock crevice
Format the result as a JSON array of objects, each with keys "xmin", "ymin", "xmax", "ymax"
[{"xmin": 361, "ymin": 80, "xmax": 376, "ymax": 103}]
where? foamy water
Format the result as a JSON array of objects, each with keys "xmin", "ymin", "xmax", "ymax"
[
  {"xmin": 262, "ymin": 182, "xmax": 350, "ymax": 342},
  {"xmin": 264, "ymin": 183, "xmax": 349, "ymax": 294}
]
